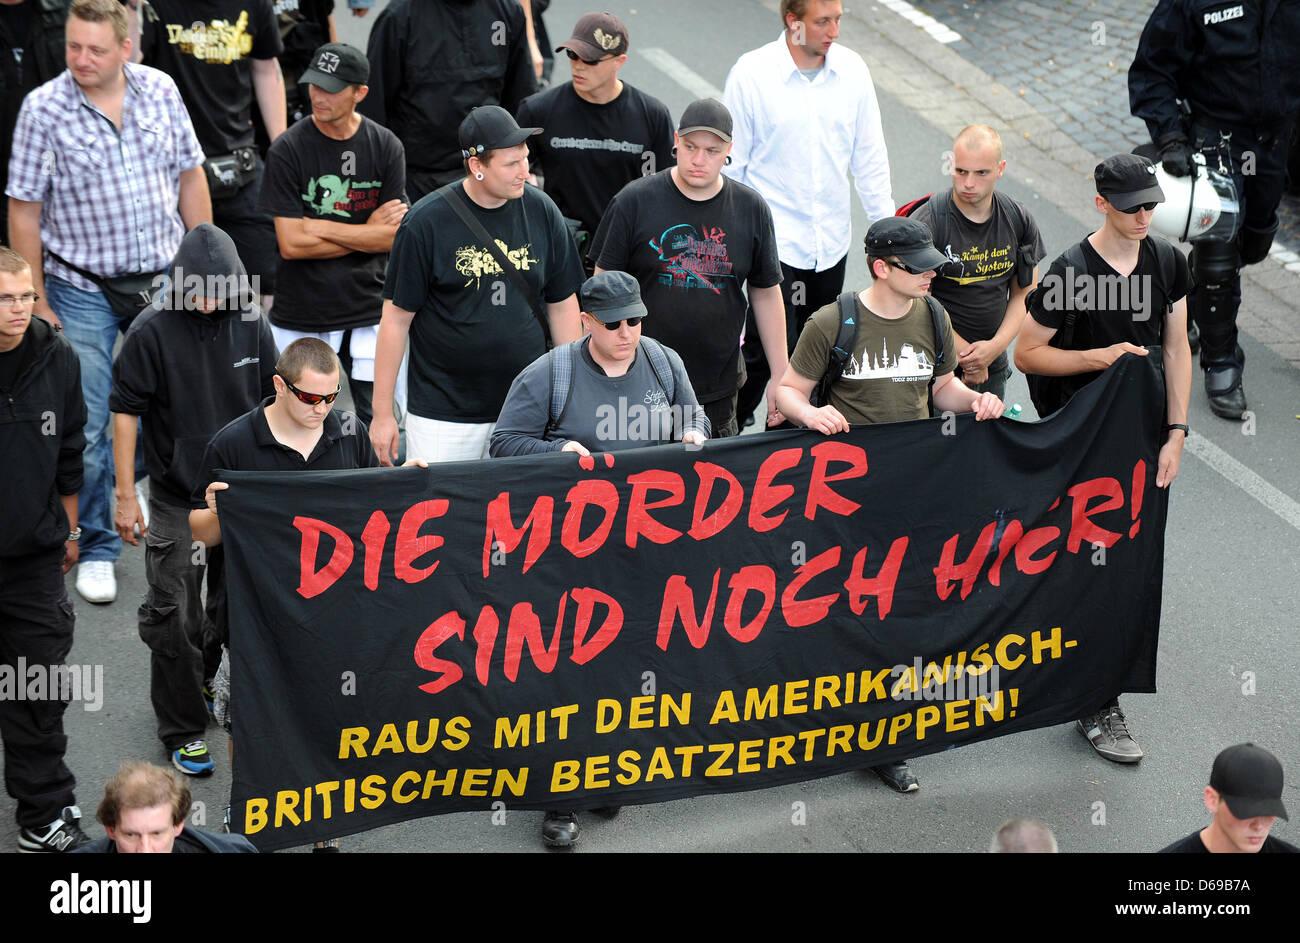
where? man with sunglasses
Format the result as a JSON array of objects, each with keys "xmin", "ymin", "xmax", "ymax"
[
  {"xmin": 108, "ymin": 223, "xmax": 277, "ymax": 778},
  {"xmin": 514, "ymin": 12, "xmax": 673, "ymax": 266},
  {"xmin": 775, "ymin": 216, "xmax": 1003, "ymax": 794},
  {"xmin": 491, "ymin": 270, "xmax": 709, "ymax": 459},
  {"xmin": 489, "ymin": 271, "xmax": 707, "ymax": 847},
  {"xmin": 1015, "ymin": 152, "xmax": 1191, "ymax": 766}
]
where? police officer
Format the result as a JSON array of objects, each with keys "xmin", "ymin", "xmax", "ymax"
[{"xmin": 1129, "ymin": 0, "xmax": 1300, "ymax": 420}]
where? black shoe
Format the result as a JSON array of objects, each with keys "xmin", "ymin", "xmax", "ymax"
[
  {"xmin": 871, "ymin": 761, "xmax": 919, "ymax": 793},
  {"xmin": 542, "ymin": 811, "xmax": 580, "ymax": 848},
  {"xmin": 17, "ymin": 805, "xmax": 93, "ymax": 853},
  {"xmin": 1187, "ymin": 320, "xmax": 1200, "ymax": 356},
  {"xmin": 1204, "ymin": 365, "xmax": 1247, "ymax": 420},
  {"xmin": 1076, "ymin": 703, "xmax": 1143, "ymax": 763},
  {"xmin": 589, "ymin": 806, "xmax": 621, "ymax": 820}
]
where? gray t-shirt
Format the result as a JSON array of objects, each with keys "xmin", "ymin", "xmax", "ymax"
[
  {"xmin": 911, "ymin": 191, "xmax": 1045, "ymax": 375},
  {"xmin": 490, "ymin": 337, "xmax": 711, "ymax": 456}
]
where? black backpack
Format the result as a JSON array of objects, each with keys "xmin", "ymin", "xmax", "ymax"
[
  {"xmin": 814, "ymin": 291, "xmax": 948, "ymax": 417},
  {"xmin": 1024, "ymin": 237, "xmax": 1180, "ymax": 418}
]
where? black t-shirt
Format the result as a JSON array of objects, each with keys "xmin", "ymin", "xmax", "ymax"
[
  {"xmin": 1028, "ymin": 233, "xmax": 1190, "ymax": 403},
  {"xmin": 384, "ymin": 182, "xmax": 585, "ymax": 423},
  {"xmin": 912, "ymin": 191, "xmax": 1045, "ymax": 375},
  {"xmin": 0, "ymin": 334, "xmax": 29, "ymax": 392},
  {"xmin": 141, "ymin": 0, "xmax": 283, "ymax": 156},
  {"xmin": 516, "ymin": 81, "xmax": 675, "ymax": 238},
  {"xmin": 191, "ymin": 398, "xmax": 379, "ymax": 507},
  {"xmin": 260, "ymin": 115, "xmax": 406, "ymax": 331},
  {"xmin": 1159, "ymin": 829, "xmax": 1299, "ymax": 853},
  {"xmin": 589, "ymin": 171, "xmax": 782, "ymax": 402}
]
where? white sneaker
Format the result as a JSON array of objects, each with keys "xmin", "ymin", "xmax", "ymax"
[
  {"xmin": 135, "ymin": 480, "xmax": 150, "ymax": 531},
  {"xmin": 75, "ymin": 560, "xmax": 117, "ymax": 604}
]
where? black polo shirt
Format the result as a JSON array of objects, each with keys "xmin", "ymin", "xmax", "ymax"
[{"xmin": 191, "ymin": 398, "xmax": 379, "ymax": 508}]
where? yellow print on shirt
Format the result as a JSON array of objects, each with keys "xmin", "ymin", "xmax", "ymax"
[
  {"xmin": 455, "ymin": 240, "xmax": 540, "ymax": 289},
  {"xmin": 165, "ymin": 12, "xmax": 254, "ymax": 64}
]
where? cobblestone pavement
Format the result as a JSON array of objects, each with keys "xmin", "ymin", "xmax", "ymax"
[{"xmin": 911, "ymin": 0, "xmax": 1300, "ymax": 256}]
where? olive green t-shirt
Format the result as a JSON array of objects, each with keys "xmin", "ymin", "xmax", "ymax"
[{"xmin": 789, "ymin": 293, "xmax": 957, "ymax": 424}]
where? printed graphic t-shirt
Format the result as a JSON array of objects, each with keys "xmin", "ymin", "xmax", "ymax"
[
  {"xmin": 912, "ymin": 191, "xmax": 1045, "ymax": 375},
  {"xmin": 589, "ymin": 170, "xmax": 782, "ymax": 402},
  {"xmin": 260, "ymin": 115, "xmax": 406, "ymax": 332},
  {"xmin": 789, "ymin": 293, "xmax": 956, "ymax": 424},
  {"xmin": 384, "ymin": 183, "xmax": 585, "ymax": 423},
  {"xmin": 141, "ymin": 0, "xmax": 283, "ymax": 156}
]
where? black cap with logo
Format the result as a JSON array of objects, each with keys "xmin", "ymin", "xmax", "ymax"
[
  {"xmin": 299, "ymin": 43, "xmax": 369, "ymax": 93},
  {"xmin": 459, "ymin": 106, "xmax": 542, "ymax": 159},
  {"xmin": 556, "ymin": 12, "xmax": 630, "ymax": 60},
  {"xmin": 1094, "ymin": 153, "xmax": 1165, "ymax": 210}
]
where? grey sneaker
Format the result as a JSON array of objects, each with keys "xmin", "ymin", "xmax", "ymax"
[{"xmin": 1077, "ymin": 705, "xmax": 1144, "ymax": 763}]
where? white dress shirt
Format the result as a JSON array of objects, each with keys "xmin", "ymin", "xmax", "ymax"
[{"xmin": 723, "ymin": 35, "xmax": 894, "ymax": 273}]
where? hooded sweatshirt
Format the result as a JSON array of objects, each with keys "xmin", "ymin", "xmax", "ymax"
[
  {"xmin": 109, "ymin": 223, "xmax": 278, "ymax": 508},
  {"xmin": 0, "ymin": 314, "xmax": 86, "ymax": 558}
]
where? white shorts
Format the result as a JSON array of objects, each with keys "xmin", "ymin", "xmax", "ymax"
[
  {"xmin": 270, "ymin": 325, "xmax": 378, "ymax": 380},
  {"xmin": 405, "ymin": 413, "xmax": 494, "ymax": 463}
]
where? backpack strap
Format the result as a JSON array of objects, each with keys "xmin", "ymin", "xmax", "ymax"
[
  {"xmin": 1148, "ymin": 236, "xmax": 1179, "ymax": 316},
  {"xmin": 1054, "ymin": 241, "xmax": 1090, "ymax": 349},
  {"xmin": 923, "ymin": 294, "xmax": 947, "ymax": 367},
  {"xmin": 545, "ymin": 342, "xmax": 576, "ymax": 439},
  {"xmin": 992, "ymin": 191, "xmax": 1036, "ymax": 288},
  {"xmin": 815, "ymin": 291, "xmax": 859, "ymax": 406},
  {"xmin": 638, "ymin": 337, "xmax": 675, "ymax": 403}
]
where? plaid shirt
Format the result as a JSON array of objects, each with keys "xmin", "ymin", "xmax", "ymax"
[{"xmin": 6, "ymin": 63, "xmax": 205, "ymax": 291}]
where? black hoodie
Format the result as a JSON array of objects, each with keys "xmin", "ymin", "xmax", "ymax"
[
  {"xmin": 109, "ymin": 224, "xmax": 278, "ymax": 508},
  {"xmin": 0, "ymin": 314, "xmax": 86, "ymax": 558}
]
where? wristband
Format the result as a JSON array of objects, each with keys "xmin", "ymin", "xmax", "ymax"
[
  {"xmin": 1164, "ymin": 423, "xmax": 1189, "ymax": 436},
  {"xmin": 68, "ymin": 527, "xmax": 82, "ymax": 542}
]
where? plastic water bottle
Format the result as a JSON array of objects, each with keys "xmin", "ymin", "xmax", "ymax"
[{"xmin": 1004, "ymin": 402, "xmax": 1023, "ymax": 420}]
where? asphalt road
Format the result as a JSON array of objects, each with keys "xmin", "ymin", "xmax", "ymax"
[{"xmin": 5, "ymin": 0, "xmax": 1297, "ymax": 872}]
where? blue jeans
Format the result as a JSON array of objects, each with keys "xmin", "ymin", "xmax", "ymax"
[{"xmin": 44, "ymin": 276, "xmax": 122, "ymax": 563}]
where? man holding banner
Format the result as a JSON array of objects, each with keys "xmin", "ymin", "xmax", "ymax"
[
  {"xmin": 776, "ymin": 214, "xmax": 1003, "ymax": 792},
  {"xmin": 491, "ymin": 270, "xmax": 708, "ymax": 846},
  {"xmin": 1015, "ymin": 152, "xmax": 1191, "ymax": 764}
]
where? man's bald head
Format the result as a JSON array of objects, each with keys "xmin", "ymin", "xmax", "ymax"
[
  {"xmin": 954, "ymin": 124, "xmax": 1004, "ymax": 162},
  {"xmin": 989, "ymin": 818, "xmax": 1058, "ymax": 853}
]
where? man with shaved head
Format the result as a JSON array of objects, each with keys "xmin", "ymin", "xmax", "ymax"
[{"xmin": 909, "ymin": 125, "xmax": 1044, "ymax": 400}]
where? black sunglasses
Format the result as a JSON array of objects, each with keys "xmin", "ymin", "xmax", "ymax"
[
  {"xmin": 282, "ymin": 376, "xmax": 340, "ymax": 406},
  {"xmin": 886, "ymin": 259, "xmax": 930, "ymax": 275},
  {"xmin": 1117, "ymin": 201, "xmax": 1159, "ymax": 214},
  {"xmin": 566, "ymin": 48, "xmax": 615, "ymax": 66},
  {"xmin": 597, "ymin": 316, "xmax": 643, "ymax": 330}
]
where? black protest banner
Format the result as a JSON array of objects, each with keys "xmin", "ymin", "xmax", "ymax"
[{"xmin": 222, "ymin": 355, "xmax": 1169, "ymax": 850}]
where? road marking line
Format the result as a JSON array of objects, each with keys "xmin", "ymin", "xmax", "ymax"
[
  {"xmin": 641, "ymin": 48, "xmax": 724, "ymax": 101},
  {"xmin": 1184, "ymin": 431, "xmax": 1300, "ymax": 533},
  {"xmin": 878, "ymin": 0, "xmax": 963, "ymax": 43}
]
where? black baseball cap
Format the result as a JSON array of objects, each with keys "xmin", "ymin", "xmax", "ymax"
[
  {"xmin": 556, "ymin": 12, "xmax": 629, "ymax": 60},
  {"xmin": 864, "ymin": 217, "xmax": 948, "ymax": 272},
  {"xmin": 299, "ymin": 43, "xmax": 369, "ymax": 93},
  {"xmin": 459, "ymin": 106, "xmax": 542, "ymax": 159},
  {"xmin": 1095, "ymin": 153, "xmax": 1165, "ymax": 210},
  {"xmin": 579, "ymin": 271, "xmax": 647, "ymax": 323},
  {"xmin": 1210, "ymin": 743, "xmax": 1289, "ymax": 820},
  {"xmin": 678, "ymin": 98, "xmax": 732, "ymax": 143}
]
